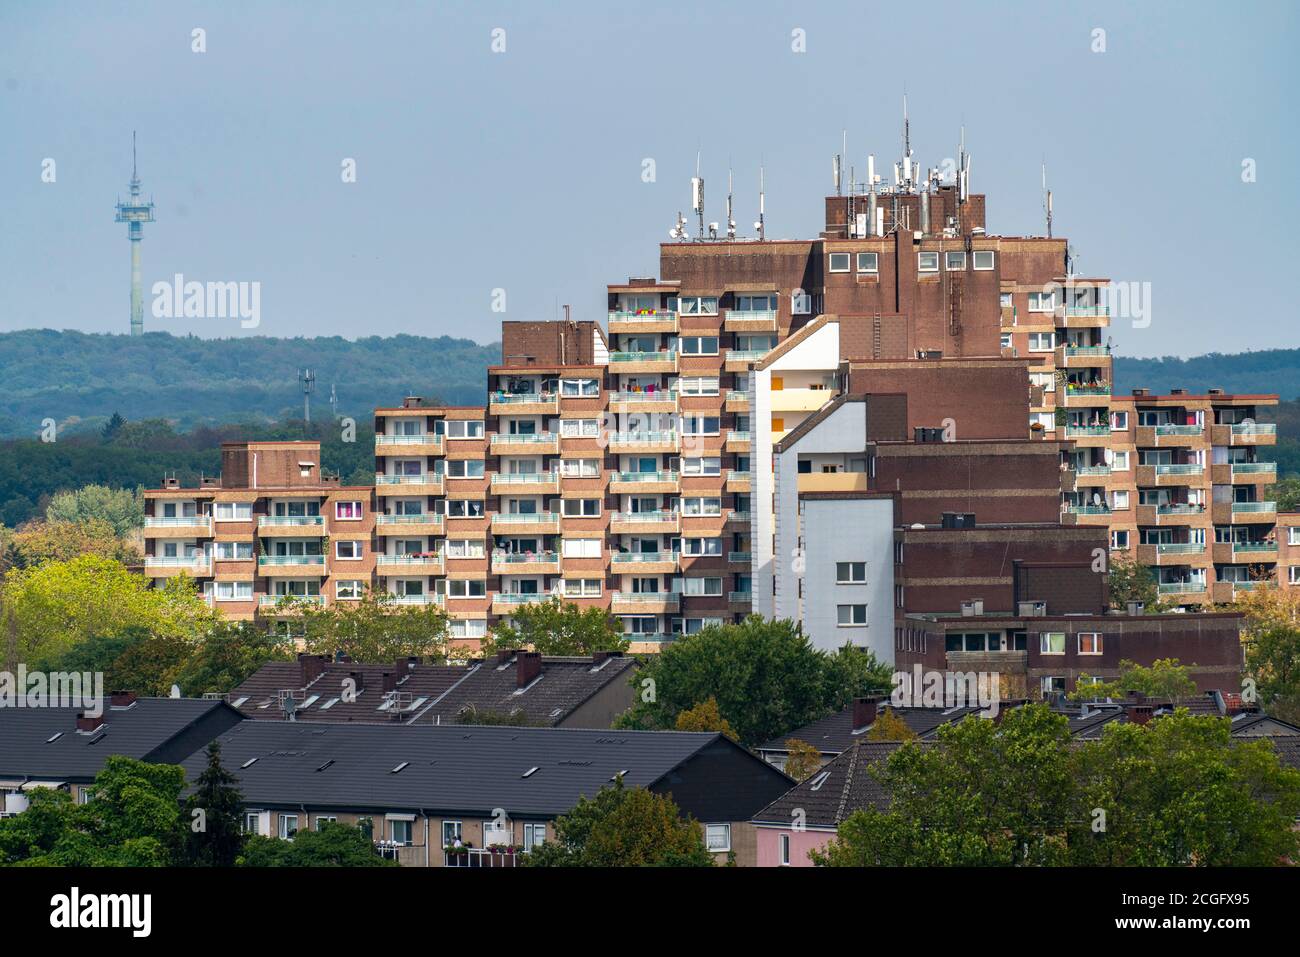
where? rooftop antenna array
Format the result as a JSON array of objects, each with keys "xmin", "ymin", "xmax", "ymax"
[
  {"xmin": 298, "ymin": 368, "xmax": 316, "ymax": 424},
  {"xmin": 691, "ymin": 152, "xmax": 705, "ymax": 240},
  {"xmin": 726, "ymin": 167, "xmax": 736, "ymax": 240},
  {"xmin": 755, "ymin": 165, "xmax": 766, "ymax": 241},
  {"xmin": 1042, "ymin": 163, "xmax": 1053, "ymax": 238}
]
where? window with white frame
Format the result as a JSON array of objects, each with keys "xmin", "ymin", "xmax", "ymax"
[
  {"xmin": 836, "ymin": 561, "xmax": 867, "ymax": 583},
  {"xmin": 445, "ymin": 539, "xmax": 486, "ymax": 559},
  {"xmin": 562, "ymin": 578, "xmax": 602, "ymax": 597},
  {"xmin": 212, "ymin": 541, "xmax": 254, "ymax": 560},
  {"xmin": 560, "ymin": 418, "xmax": 600, "ymax": 438},
  {"xmin": 917, "ymin": 251, "xmax": 939, "ymax": 273},
  {"xmin": 314, "ymin": 815, "xmax": 337, "ymax": 831},
  {"xmin": 972, "ymin": 250, "xmax": 995, "ymax": 270},
  {"xmin": 674, "ymin": 576, "xmax": 723, "ymax": 596},
  {"xmin": 1290, "ymin": 566, "xmax": 1300, "ymax": 585},
  {"xmin": 681, "ymin": 497, "xmax": 722, "ymax": 516},
  {"xmin": 837, "ymin": 604, "xmax": 868, "ymax": 626},
  {"xmin": 705, "ymin": 824, "xmax": 731, "ymax": 852},
  {"xmin": 1041, "ymin": 676, "xmax": 1066, "ymax": 695},
  {"xmin": 1039, "ymin": 632, "xmax": 1066, "ymax": 654},
  {"xmin": 279, "ymin": 815, "xmax": 299, "ymax": 840},
  {"xmin": 1028, "ymin": 332, "xmax": 1055, "ymax": 352},
  {"xmin": 214, "ymin": 501, "xmax": 254, "ymax": 522},
  {"xmin": 560, "ymin": 458, "xmax": 599, "ymax": 477},
  {"xmin": 736, "ymin": 294, "xmax": 777, "ymax": 311},
  {"xmin": 1111, "ymin": 490, "xmax": 1129, "ymax": 510},
  {"xmin": 1000, "ymin": 333, "xmax": 1012, "ymax": 350},
  {"xmin": 828, "ymin": 252, "xmax": 851, "ymax": 273},
  {"xmin": 1111, "ymin": 451, "xmax": 1129, "ymax": 470},
  {"xmin": 681, "ymin": 537, "xmax": 722, "ymax": 556},
  {"xmin": 560, "ymin": 378, "xmax": 600, "ymax": 397},
  {"xmin": 779, "ymin": 833, "xmax": 791, "ymax": 865},
  {"xmin": 945, "ymin": 251, "xmax": 966, "ymax": 271},
  {"xmin": 448, "ymin": 619, "xmax": 488, "ymax": 639},
  {"xmin": 523, "ymin": 823, "xmax": 547, "ymax": 852},
  {"xmin": 681, "ymin": 414, "xmax": 720, "ymax": 436},
  {"xmin": 1027, "ymin": 290, "xmax": 1056, "ymax": 312},
  {"xmin": 446, "ymin": 420, "xmax": 485, "ymax": 439},
  {"xmin": 679, "ymin": 376, "xmax": 720, "ymax": 396},
  {"xmin": 680, "ymin": 336, "xmax": 719, "ymax": 355},
  {"xmin": 856, "ymin": 252, "xmax": 878, "ymax": 274},
  {"xmin": 562, "ymin": 538, "xmax": 602, "ymax": 558},
  {"xmin": 1288, "ymin": 528, "xmax": 1300, "ymax": 546},
  {"xmin": 1110, "ymin": 530, "xmax": 1130, "ymax": 550},
  {"xmin": 243, "ymin": 812, "xmax": 261, "ymax": 835},
  {"xmin": 208, "ymin": 580, "xmax": 253, "ymax": 601},
  {"xmin": 446, "ymin": 459, "xmax": 485, "ymax": 478},
  {"xmin": 336, "ymin": 579, "xmax": 366, "ymax": 599},
  {"xmin": 1078, "ymin": 632, "xmax": 1103, "ymax": 655},
  {"xmin": 447, "ymin": 579, "xmax": 487, "ymax": 598},
  {"xmin": 336, "ymin": 540, "xmax": 364, "ymax": 559},
  {"xmin": 1110, "ymin": 411, "xmax": 1128, "ymax": 431},
  {"xmin": 335, "ymin": 501, "xmax": 363, "ymax": 520},
  {"xmin": 681, "ymin": 456, "xmax": 722, "ymax": 476},
  {"xmin": 561, "ymin": 498, "xmax": 600, "ymax": 517},
  {"xmin": 675, "ymin": 296, "xmax": 719, "ymax": 316},
  {"xmin": 446, "ymin": 499, "xmax": 485, "ymax": 517},
  {"xmin": 390, "ymin": 819, "xmax": 413, "ymax": 846}
]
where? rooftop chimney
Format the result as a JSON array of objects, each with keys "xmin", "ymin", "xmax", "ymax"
[
  {"xmin": 1131, "ymin": 388, "xmax": 1148, "ymax": 397},
  {"xmin": 496, "ymin": 648, "xmax": 517, "ymax": 667},
  {"xmin": 109, "ymin": 690, "xmax": 137, "ymax": 709},
  {"xmin": 299, "ymin": 653, "xmax": 327, "ymax": 686},
  {"xmin": 406, "ymin": 656, "xmax": 421, "ymax": 671},
  {"xmin": 851, "ymin": 696, "xmax": 882, "ymax": 730},
  {"xmin": 381, "ymin": 671, "xmax": 397, "ymax": 693},
  {"xmin": 402, "ymin": 395, "xmax": 424, "ymax": 409},
  {"xmin": 516, "ymin": 651, "xmax": 542, "ymax": 688},
  {"xmin": 75, "ymin": 712, "xmax": 105, "ymax": 733},
  {"xmin": 1126, "ymin": 704, "xmax": 1155, "ymax": 726},
  {"xmin": 591, "ymin": 650, "xmax": 622, "ymax": 665},
  {"xmin": 349, "ymin": 670, "xmax": 366, "ymax": 693}
]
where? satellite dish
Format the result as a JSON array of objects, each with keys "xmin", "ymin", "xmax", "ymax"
[{"xmin": 169, "ymin": 684, "xmax": 181, "ymax": 698}]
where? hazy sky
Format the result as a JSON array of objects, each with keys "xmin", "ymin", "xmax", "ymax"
[{"xmin": 3, "ymin": 0, "xmax": 1297, "ymax": 358}]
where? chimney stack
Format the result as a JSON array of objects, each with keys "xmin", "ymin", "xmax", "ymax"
[
  {"xmin": 851, "ymin": 696, "xmax": 882, "ymax": 730},
  {"xmin": 381, "ymin": 671, "xmax": 397, "ymax": 693},
  {"xmin": 516, "ymin": 651, "xmax": 542, "ymax": 688},
  {"xmin": 299, "ymin": 653, "xmax": 327, "ymax": 686},
  {"xmin": 1126, "ymin": 704, "xmax": 1155, "ymax": 726},
  {"xmin": 591, "ymin": 650, "xmax": 622, "ymax": 666},
  {"xmin": 496, "ymin": 648, "xmax": 517, "ymax": 667},
  {"xmin": 109, "ymin": 690, "xmax": 137, "ymax": 709},
  {"xmin": 75, "ymin": 712, "xmax": 105, "ymax": 733},
  {"xmin": 349, "ymin": 670, "xmax": 366, "ymax": 693}
]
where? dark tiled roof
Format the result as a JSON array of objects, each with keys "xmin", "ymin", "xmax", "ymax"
[
  {"xmin": 410, "ymin": 654, "xmax": 637, "ymax": 727},
  {"xmin": 752, "ymin": 741, "xmax": 906, "ymax": 829},
  {"xmin": 0, "ymin": 698, "xmax": 241, "ymax": 783},
  {"xmin": 1267, "ymin": 736, "xmax": 1300, "ymax": 772},
  {"xmin": 226, "ymin": 659, "xmax": 467, "ymax": 724},
  {"xmin": 180, "ymin": 722, "xmax": 730, "ymax": 817},
  {"xmin": 756, "ymin": 704, "xmax": 982, "ymax": 755}
]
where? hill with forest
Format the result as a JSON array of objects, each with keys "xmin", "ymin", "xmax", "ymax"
[{"xmin": 1113, "ymin": 350, "xmax": 1300, "ymax": 400}]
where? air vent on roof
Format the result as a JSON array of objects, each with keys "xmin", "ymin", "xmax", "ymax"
[
  {"xmin": 390, "ymin": 762, "xmax": 409, "ymax": 774},
  {"xmin": 241, "ymin": 758, "xmax": 259, "ymax": 769},
  {"xmin": 522, "ymin": 767, "xmax": 539, "ymax": 778},
  {"xmin": 316, "ymin": 760, "xmax": 335, "ymax": 772},
  {"xmin": 46, "ymin": 732, "xmax": 63, "ymax": 744},
  {"xmin": 809, "ymin": 771, "xmax": 831, "ymax": 791}
]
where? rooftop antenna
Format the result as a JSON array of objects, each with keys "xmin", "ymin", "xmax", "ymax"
[
  {"xmin": 1042, "ymin": 163, "xmax": 1053, "ymax": 238},
  {"xmin": 958, "ymin": 126, "xmax": 971, "ymax": 205},
  {"xmin": 329, "ymin": 383, "xmax": 338, "ymax": 418},
  {"xmin": 726, "ymin": 167, "xmax": 736, "ymax": 239},
  {"xmin": 691, "ymin": 152, "xmax": 705, "ymax": 240},
  {"xmin": 901, "ymin": 95, "xmax": 914, "ymax": 191},
  {"xmin": 755, "ymin": 165, "xmax": 766, "ymax": 241},
  {"xmin": 299, "ymin": 368, "xmax": 316, "ymax": 424}
]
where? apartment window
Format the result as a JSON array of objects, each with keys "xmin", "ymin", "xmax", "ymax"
[
  {"xmin": 856, "ymin": 252, "xmax": 878, "ymax": 274},
  {"xmin": 1000, "ymin": 333, "xmax": 1012, "ymax": 350},
  {"xmin": 279, "ymin": 815, "xmax": 299, "ymax": 840},
  {"xmin": 674, "ymin": 576, "xmax": 723, "ymax": 596},
  {"xmin": 972, "ymin": 250, "xmax": 995, "ymax": 270},
  {"xmin": 1028, "ymin": 332, "xmax": 1055, "ymax": 352},
  {"xmin": 559, "ymin": 458, "xmax": 599, "ymax": 477},
  {"xmin": 336, "ymin": 579, "xmax": 366, "ymax": 599},
  {"xmin": 442, "ymin": 821, "xmax": 462, "ymax": 846},
  {"xmin": 1039, "ymin": 632, "xmax": 1066, "ymax": 655},
  {"xmin": 446, "ymin": 420, "xmax": 485, "ymax": 439},
  {"xmin": 213, "ymin": 501, "xmax": 253, "ymax": 522},
  {"xmin": 676, "ymin": 296, "xmax": 719, "ymax": 316},
  {"xmin": 243, "ymin": 813, "xmax": 261, "ymax": 835},
  {"xmin": 560, "ymin": 418, "xmax": 600, "ymax": 438},
  {"xmin": 681, "ymin": 415, "xmax": 720, "ymax": 436},
  {"xmin": 447, "ymin": 579, "xmax": 487, "ymax": 598},
  {"xmin": 336, "ymin": 540, "xmax": 364, "ymax": 559},
  {"xmin": 836, "ymin": 561, "xmax": 867, "ymax": 583},
  {"xmin": 447, "ymin": 459, "xmax": 485, "ymax": 478},
  {"xmin": 1000, "ymin": 292, "xmax": 1013, "ymax": 308},
  {"xmin": 828, "ymin": 252, "xmax": 851, "ymax": 273},
  {"xmin": 1111, "ymin": 490, "xmax": 1129, "ymax": 510},
  {"xmin": 1078, "ymin": 632, "xmax": 1103, "ymax": 655},
  {"xmin": 917, "ymin": 251, "xmax": 939, "ymax": 273},
  {"xmin": 523, "ymin": 823, "xmax": 547, "ymax": 852},
  {"xmin": 1041, "ymin": 676, "xmax": 1066, "ymax": 695},
  {"xmin": 212, "ymin": 541, "xmax": 253, "ymax": 560},
  {"xmin": 1027, "ymin": 290, "xmax": 1056, "ymax": 312},
  {"xmin": 208, "ymin": 580, "xmax": 253, "ymax": 601},
  {"xmin": 445, "ymin": 539, "xmax": 486, "ymax": 558},
  {"xmin": 1030, "ymin": 372, "xmax": 1055, "ymax": 393},
  {"xmin": 561, "ymin": 498, "xmax": 601, "ymax": 517},
  {"xmin": 335, "ymin": 501, "xmax": 363, "ymax": 520},
  {"xmin": 560, "ymin": 378, "xmax": 600, "ymax": 397},
  {"xmin": 446, "ymin": 499, "xmax": 485, "ymax": 518},
  {"xmin": 562, "ymin": 578, "xmax": 602, "ymax": 597},
  {"xmin": 1290, "ymin": 566, "xmax": 1300, "ymax": 585},
  {"xmin": 945, "ymin": 251, "xmax": 966, "ymax": 271},
  {"xmin": 837, "ymin": 604, "xmax": 868, "ymax": 626},
  {"xmin": 557, "ymin": 538, "xmax": 599, "ymax": 560},
  {"xmin": 705, "ymin": 824, "xmax": 731, "ymax": 853},
  {"xmin": 1111, "ymin": 451, "xmax": 1129, "ymax": 470},
  {"xmin": 390, "ymin": 819, "xmax": 413, "ymax": 846},
  {"xmin": 1110, "ymin": 411, "xmax": 1128, "ymax": 431},
  {"xmin": 681, "ymin": 537, "xmax": 722, "ymax": 556},
  {"xmin": 736, "ymin": 294, "xmax": 777, "ymax": 311},
  {"xmin": 1110, "ymin": 530, "xmax": 1130, "ymax": 550},
  {"xmin": 681, "ymin": 497, "xmax": 722, "ymax": 516},
  {"xmin": 680, "ymin": 376, "xmax": 720, "ymax": 396},
  {"xmin": 448, "ymin": 619, "xmax": 488, "ymax": 639},
  {"xmin": 680, "ymin": 336, "xmax": 719, "ymax": 355},
  {"xmin": 314, "ymin": 815, "xmax": 337, "ymax": 831},
  {"xmin": 1288, "ymin": 528, "xmax": 1300, "ymax": 546},
  {"xmin": 682, "ymin": 456, "xmax": 722, "ymax": 477}
]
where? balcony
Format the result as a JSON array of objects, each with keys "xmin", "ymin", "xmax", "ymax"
[
  {"xmin": 258, "ymin": 594, "xmax": 325, "ymax": 613},
  {"xmin": 1158, "ymin": 581, "xmax": 1208, "ymax": 598},
  {"xmin": 770, "ymin": 388, "xmax": 834, "ymax": 414},
  {"xmin": 375, "ymin": 433, "xmax": 444, "ymax": 454},
  {"xmin": 1212, "ymin": 422, "xmax": 1277, "ymax": 446},
  {"xmin": 611, "ymin": 551, "xmax": 679, "ymax": 574},
  {"xmin": 487, "ymin": 392, "xmax": 560, "ymax": 415},
  {"xmin": 609, "ymin": 430, "xmax": 679, "ymax": 453},
  {"xmin": 1062, "ymin": 385, "xmax": 1112, "ymax": 407},
  {"xmin": 258, "ymin": 515, "xmax": 325, "ymax": 535},
  {"xmin": 609, "ymin": 510, "xmax": 679, "ymax": 534},
  {"xmin": 1060, "ymin": 304, "xmax": 1111, "ymax": 328},
  {"xmin": 143, "ymin": 515, "xmax": 212, "ymax": 536},
  {"xmin": 729, "ymin": 590, "xmax": 753, "ymax": 608},
  {"xmin": 609, "ymin": 349, "xmax": 678, "ymax": 373},
  {"xmin": 609, "ymin": 470, "xmax": 679, "ymax": 493},
  {"xmin": 491, "ymin": 511, "xmax": 561, "ymax": 534},
  {"xmin": 375, "ymin": 513, "xmax": 444, "ymax": 535},
  {"xmin": 442, "ymin": 847, "xmax": 523, "ymax": 868},
  {"xmin": 725, "ymin": 509, "xmax": 751, "ymax": 529},
  {"xmin": 1075, "ymin": 465, "xmax": 1111, "ymax": 477},
  {"xmin": 1232, "ymin": 501, "xmax": 1277, "ymax": 517},
  {"xmin": 724, "ymin": 390, "xmax": 750, "ymax": 412},
  {"xmin": 382, "ymin": 594, "xmax": 444, "ymax": 607},
  {"xmin": 1156, "ymin": 463, "xmax": 1204, "ymax": 479},
  {"xmin": 144, "ymin": 555, "xmax": 211, "ymax": 576},
  {"xmin": 1063, "ymin": 424, "xmax": 1111, "ymax": 440},
  {"xmin": 1231, "ymin": 462, "xmax": 1277, "ymax": 481},
  {"xmin": 611, "ymin": 592, "xmax": 680, "ymax": 614},
  {"xmin": 1062, "ymin": 504, "xmax": 1111, "ymax": 517},
  {"xmin": 376, "ymin": 554, "xmax": 445, "ymax": 573},
  {"xmin": 609, "ymin": 390, "xmax": 678, "ymax": 414},
  {"xmin": 258, "ymin": 554, "xmax": 326, "ymax": 575},
  {"xmin": 728, "ymin": 551, "xmax": 752, "ymax": 565},
  {"xmin": 491, "ymin": 471, "xmax": 560, "ymax": 494},
  {"xmin": 608, "ymin": 310, "xmax": 679, "ymax": 334},
  {"xmin": 491, "ymin": 551, "xmax": 562, "ymax": 574},
  {"xmin": 490, "ymin": 432, "xmax": 559, "ymax": 456},
  {"xmin": 491, "ymin": 593, "xmax": 548, "ymax": 614},
  {"xmin": 725, "ymin": 431, "xmax": 752, "ymax": 452},
  {"xmin": 1059, "ymin": 344, "xmax": 1110, "ymax": 366},
  {"xmin": 1231, "ymin": 541, "xmax": 1278, "ymax": 560},
  {"xmin": 1157, "ymin": 542, "xmax": 1207, "ymax": 558},
  {"xmin": 376, "ymin": 473, "xmax": 445, "ymax": 496},
  {"xmin": 723, "ymin": 309, "xmax": 778, "ymax": 333},
  {"xmin": 725, "ymin": 349, "xmax": 769, "ymax": 371},
  {"xmin": 725, "ymin": 470, "xmax": 752, "ymax": 493}
]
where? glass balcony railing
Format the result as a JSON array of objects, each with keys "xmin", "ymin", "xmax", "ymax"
[
  {"xmin": 1064, "ymin": 425, "xmax": 1110, "ymax": 437},
  {"xmin": 1064, "ymin": 304, "xmax": 1111, "ymax": 317},
  {"xmin": 1063, "ymin": 504, "xmax": 1111, "ymax": 515},
  {"xmin": 608, "ymin": 309, "xmax": 677, "ymax": 322},
  {"xmin": 1075, "ymin": 465, "xmax": 1111, "ymax": 476},
  {"xmin": 1158, "ymin": 581, "xmax": 1207, "ymax": 594},
  {"xmin": 728, "ymin": 551, "xmax": 752, "ymax": 563},
  {"xmin": 258, "ymin": 515, "xmax": 324, "ymax": 527},
  {"xmin": 1230, "ymin": 462, "xmax": 1276, "ymax": 474},
  {"xmin": 1156, "ymin": 543, "xmax": 1206, "ymax": 555},
  {"xmin": 1156, "ymin": 504, "xmax": 1203, "ymax": 514},
  {"xmin": 610, "ymin": 350, "xmax": 677, "ymax": 363},
  {"xmin": 1231, "ymin": 542, "xmax": 1277, "ymax": 553},
  {"xmin": 376, "ymin": 433, "xmax": 442, "ymax": 445},
  {"xmin": 376, "ymin": 474, "xmax": 443, "ymax": 485},
  {"xmin": 259, "ymin": 594, "xmax": 324, "ymax": 607},
  {"xmin": 727, "ymin": 431, "xmax": 752, "ymax": 442},
  {"xmin": 1153, "ymin": 424, "xmax": 1204, "ymax": 436},
  {"xmin": 611, "ymin": 390, "xmax": 677, "ymax": 403},
  {"xmin": 725, "ymin": 309, "xmax": 778, "ymax": 322},
  {"xmin": 377, "ymin": 554, "xmax": 444, "ymax": 565},
  {"xmin": 729, "ymin": 591, "xmax": 753, "ymax": 603},
  {"xmin": 492, "ymin": 511, "xmax": 560, "ymax": 524},
  {"xmin": 493, "ymin": 551, "xmax": 560, "ymax": 565},
  {"xmin": 489, "ymin": 392, "xmax": 556, "ymax": 405},
  {"xmin": 1155, "ymin": 464, "xmax": 1203, "ymax": 476},
  {"xmin": 612, "ymin": 552, "xmax": 675, "ymax": 565},
  {"xmin": 258, "ymin": 555, "xmax": 325, "ymax": 566},
  {"xmin": 611, "ymin": 510, "xmax": 678, "ymax": 524},
  {"xmin": 1064, "ymin": 345, "xmax": 1109, "ymax": 356},
  {"xmin": 1232, "ymin": 501, "xmax": 1277, "ymax": 513},
  {"xmin": 491, "ymin": 472, "xmax": 558, "ymax": 486},
  {"xmin": 612, "ymin": 470, "xmax": 678, "ymax": 484},
  {"xmin": 1065, "ymin": 384, "xmax": 1111, "ymax": 396},
  {"xmin": 145, "ymin": 555, "xmax": 211, "ymax": 568},
  {"xmin": 144, "ymin": 516, "xmax": 212, "ymax": 528},
  {"xmin": 726, "ymin": 349, "xmax": 769, "ymax": 362},
  {"xmin": 376, "ymin": 513, "xmax": 443, "ymax": 525},
  {"xmin": 610, "ymin": 431, "xmax": 678, "ymax": 445},
  {"xmin": 490, "ymin": 432, "xmax": 556, "ymax": 446},
  {"xmin": 1230, "ymin": 423, "xmax": 1277, "ymax": 436}
]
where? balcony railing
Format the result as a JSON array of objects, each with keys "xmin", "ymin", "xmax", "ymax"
[
  {"xmin": 1064, "ymin": 304, "xmax": 1111, "ymax": 317},
  {"xmin": 258, "ymin": 515, "xmax": 324, "ymax": 527},
  {"xmin": 1064, "ymin": 425, "xmax": 1110, "ymax": 437},
  {"xmin": 728, "ymin": 551, "xmax": 752, "ymax": 564},
  {"xmin": 726, "ymin": 349, "xmax": 769, "ymax": 362},
  {"xmin": 1064, "ymin": 345, "xmax": 1109, "ymax": 356},
  {"xmin": 608, "ymin": 309, "xmax": 677, "ymax": 322},
  {"xmin": 612, "ymin": 551, "xmax": 675, "ymax": 566},
  {"xmin": 1156, "ymin": 504, "xmax": 1203, "ymax": 515},
  {"xmin": 728, "ymin": 431, "xmax": 753, "ymax": 442},
  {"xmin": 442, "ymin": 847, "xmax": 522, "ymax": 868},
  {"xmin": 1155, "ymin": 464, "xmax": 1203, "ymax": 476},
  {"xmin": 493, "ymin": 551, "xmax": 560, "ymax": 566},
  {"xmin": 729, "ymin": 591, "xmax": 753, "ymax": 604},
  {"xmin": 610, "ymin": 510, "xmax": 678, "ymax": 524},
  {"xmin": 492, "ymin": 511, "xmax": 560, "ymax": 525},
  {"xmin": 1075, "ymin": 465, "xmax": 1111, "ymax": 476},
  {"xmin": 1065, "ymin": 385, "xmax": 1112, "ymax": 396},
  {"xmin": 611, "ymin": 390, "xmax": 678, "ymax": 404},
  {"xmin": 1158, "ymin": 581, "xmax": 1207, "ymax": 594},
  {"xmin": 376, "ymin": 513, "xmax": 444, "ymax": 526},
  {"xmin": 612, "ymin": 470, "xmax": 678, "ymax": 484},
  {"xmin": 490, "ymin": 392, "xmax": 556, "ymax": 405},
  {"xmin": 384, "ymin": 594, "xmax": 443, "ymax": 606},
  {"xmin": 376, "ymin": 474, "xmax": 443, "ymax": 486},
  {"xmin": 1231, "ymin": 542, "xmax": 1277, "ymax": 554},
  {"xmin": 144, "ymin": 516, "xmax": 212, "ymax": 529},
  {"xmin": 1231, "ymin": 462, "xmax": 1276, "ymax": 474},
  {"xmin": 609, "ymin": 350, "xmax": 677, "ymax": 363},
  {"xmin": 259, "ymin": 594, "xmax": 324, "ymax": 607},
  {"xmin": 1063, "ymin": 505, "xmax": 1111, "ymax": 515},
  {"xmin": 491, "ymin": 432, "xmax": 556, "ymax": 447},
  {"xmin": 1156, "ymin": 543, "xmax": 1206, "ymax": 555},
  {"xmin": 610, "ymin": 431, "xmax": 678, "ymax": 446},
  {"xmin": 258, "ymin": 555, "xmax": 326, "ymax": 567},
  {"xmin": 1232, "ymin": 501, "xmax": 1277, "ymax": 513},
  {"xmin": 376, "ymin": 433, "xmax": 442, "ymax": 445},
  {"xmin": 612, "ymin": 592, "xmax": 680, "ymax": 608},
  {"xmin": 1154, "ymin": 424, "xmax": 1204, "ymax": 436},
  {"xmin": 376, "ymin": 554, "xmax": 444, "ymax": 566},
  {"xmin": 144, "ymin": 555, "xmax": 211, "ymax": 570},
  {"xmin": 491, "ymin": 472, "xmax": 558, "ymax": 487},
  {"xmin": 1230, "ymin": 423, "xmax": 1277, "ymax": 436}
]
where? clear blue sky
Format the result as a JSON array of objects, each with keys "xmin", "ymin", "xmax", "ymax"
[{"xmin": 2, "ymin": 0, "xmax": 1297, "ymax": 358}]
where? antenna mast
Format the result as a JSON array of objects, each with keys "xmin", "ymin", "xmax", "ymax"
[
  {"xmin": 691, "ymin": 152, "xmax": 705, "ymax": 240},
  {"xmin": 756, "ymin": 166, "xmax": 766, "ymax": 241},
  {"xmin": 299, "ymin": 368, "xmax": 316, "ymax": 424},
  {"xmin": 1042, "ymin": 163, "xmax": 1053, "ymax": 238},
  {"xmin": 726, "ymin": 168, "xmax": 736, "ymax": 239}
]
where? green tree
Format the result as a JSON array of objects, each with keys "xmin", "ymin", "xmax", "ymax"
[
  {"xmin": 3, "ymin": 517, "xmax": 139, "ymax": 570},
  {"xmin": 184, "ymin": 741, "xmax": 246, "ymax": 867},
  {"xmin": 455, "ymin": 704, "xmax": 538, "ymax": 726},
  {"xmin": 1068, "ymin": 658, "xmax": 1198, "ymax": 702},
  {"xmin": 615, "ymin": 617, "xmax": 892, "ymax": 747},
  {"xmin": 1106, "ymin": 555, "xmax": 1161, "ymax": 611},
  {"xmin": 1237, "ymin": 585, "xmax": 1300, "ymax": 723},
  {"xmin": 484, "ymin": 597, "xmax": 629, "ymax": 656},
  {"xmin": 1267, "ymin": 476, "xmax": 1300, "ymax": 512},
  {"xmin": 238, "ymin": 822, "xmax": 397, "ymax": 867},
  {"xmin": 673, "ymin": 696, "xmax": 739, "ymax": 741},
  {"xmin": 46, "ymin": 484, "xmax": 144, "ymax": 536},
  {"xmin": 782, "ymin": 738, "xmax": 823, "ymax": 782},
  {"xmin": 867, "ymin": 708, "xmax": 918, "ymax": 742},
  {"xmin": 101, "ymin": 411, "xmax": 126, "ymax": 442},
  {"xmin": 523, "ymin": 777, "xmax": 714, "ymax": 867},
  {"xmin": 169, "ymin": 620, "xmax": 295, "ymax": 696},
  {"xmin": 296, "ymin": 591, "xmax": 460, "ymax": 662},
  {"xmin": 812, "ymin": 706, "xmax": 1076, "ymax": 867}
]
